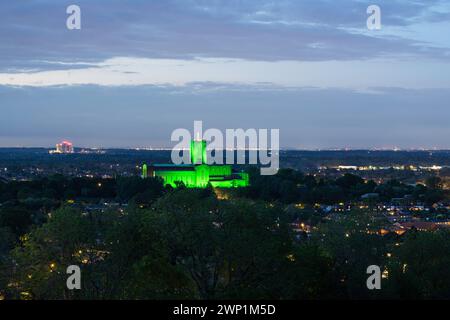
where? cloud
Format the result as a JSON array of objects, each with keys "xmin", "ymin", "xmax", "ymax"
[
  {"xmin": 1, "ymin": 56, "xmax": 450, "ymax": 90},
  {"xmin": 1, "ymin": 1, "xmax": 449, "ymax": 149},
  {"xmin": 1, "ymin": 84, "xmax": 450, "ymax": 149},
  {"xmin": 1, "ymin": 0, "xmax": 450, "ymax": 73}
]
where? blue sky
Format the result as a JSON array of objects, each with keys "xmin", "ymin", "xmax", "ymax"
[{"xmin": 1, "ymin": 0, "xmax": 450, "ymax": 148}]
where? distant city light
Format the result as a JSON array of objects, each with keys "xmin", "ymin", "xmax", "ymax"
[{"xmin": 49, "ymin": 140, "xmax": 74, "ymax": 154}]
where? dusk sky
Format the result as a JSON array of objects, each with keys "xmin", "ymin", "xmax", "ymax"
[{"xmin": 1, "ymin": 0, "xmax": 450, "ymax": 149}]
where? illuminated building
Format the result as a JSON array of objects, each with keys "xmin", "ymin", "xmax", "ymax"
[
  {"xmin": 50, "ymin": 140, "xmax": 74, "ymax": 154},
  {"xmin": 142, "ymin": 163, "xmax": 148, "ymax": 179},
  {"xmin": 142, "ymin": 139, "xmax": 249, "ymax": 188}
]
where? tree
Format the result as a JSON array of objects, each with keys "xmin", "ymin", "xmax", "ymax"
[
  {"xmin": 313, "ymin": 210, "xmax": 390, "ymax": 299},
  {"xmin": 336, "ymin": 174, "xmax": 364, "ymax": 190},
  {"xmin": 0, "ymin": 207, "xmax": 33, "ymax": 236},
  {"xmin": 116, "ymin": 176, "xmax": 164, "ymax": 203},
  {"xmin": 150, "ymin": 189, "xmax": 293, "ymax": 299},
  {"xmin": 425, "ymin": 176, "xmax": 443, "ymax": 190},
  {"xmin": 7, "ymin": 207, "xmax": 95, "ymax": 299},
  {"xmin": 388, "ymin": 230, "xmax": 450, "ymax": 299}
]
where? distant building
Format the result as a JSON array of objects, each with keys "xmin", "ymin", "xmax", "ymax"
[
  {"xmin": 142, "ymin": 139, "xmax": 249, "ymax": 188},
  {"xmin": 50, "ymin": 140, "xmax": 74, "ymax": 154},
  {"xmin": 399, "ymin": 221, "xmax": 438, "ymax": 232}
]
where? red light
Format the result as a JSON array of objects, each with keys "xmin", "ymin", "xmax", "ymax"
[{"xmin": 61, "ymin": 140, "xmax": 73, "ymax": 146}]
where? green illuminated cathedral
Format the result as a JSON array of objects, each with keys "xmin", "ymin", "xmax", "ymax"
[{"xmin": 142, "ymin": 140, "xmax": 249, "ymax": 188}]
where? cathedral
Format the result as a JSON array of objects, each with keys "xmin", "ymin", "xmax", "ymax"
[{"xmin": 142, "ymin": 139, "xmax": 249, "ymax": 188}]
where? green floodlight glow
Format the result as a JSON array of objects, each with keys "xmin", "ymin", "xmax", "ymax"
[
  {"xmin": 142, "ymin": 164, "xmax": 148, "ymax": 179},
  {"xmin": 144, "ymin": 140, "xmax": 249, "ymax": 189},
  {"xmin": 190, "ymin": 139, "xmax": 207, "ymax": 164}
]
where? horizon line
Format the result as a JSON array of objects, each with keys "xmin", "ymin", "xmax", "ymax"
[{"xmin": 1, "ymin": 146, "xmax": 450, "ymax": 152}]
